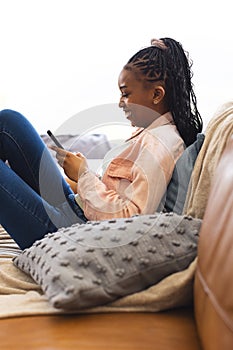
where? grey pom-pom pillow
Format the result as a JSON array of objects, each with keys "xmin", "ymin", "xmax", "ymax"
[{"xmin": 13, "ymin": 213, "xmax": 201, "ymax": 310}]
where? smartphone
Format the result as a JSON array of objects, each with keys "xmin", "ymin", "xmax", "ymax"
[{"xmin": 47, "ymin": 130, "xmax": 64, "ymax": 149}]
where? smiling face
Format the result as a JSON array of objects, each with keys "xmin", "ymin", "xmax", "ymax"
[{"xmin": 118, "ymin": 68, "xmax": 166, "ymax": 128}]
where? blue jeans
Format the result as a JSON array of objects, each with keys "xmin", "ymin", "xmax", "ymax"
[{"xmin": 0, "ymin": 109, "xmax": 87, "ymax": 249}]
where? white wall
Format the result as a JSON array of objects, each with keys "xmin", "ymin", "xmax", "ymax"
[{"xmin": 0, "ymin": 0, "xmax": 232, "ymax": 135}]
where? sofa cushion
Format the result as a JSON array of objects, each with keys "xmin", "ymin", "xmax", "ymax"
[
  {"xmin": 163, "ymin": 133, "xmax": 205, "ymax": 214},
  {"xmin": 13, "ymin": 212, "xmax": 201, "ymax": 311},
  {"xmin": 41, "ymin": 133, "xmax": 112, "ymax": 159}
]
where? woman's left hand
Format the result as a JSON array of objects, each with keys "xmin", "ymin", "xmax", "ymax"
[{"xmin": 50, "ymin": 146, "xmax": 88, "ymax": 182}]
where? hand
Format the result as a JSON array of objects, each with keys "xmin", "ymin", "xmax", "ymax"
[
  {"xmin": 65, "ymin": 177, "xmax": 78, "ymax": 194},
  {"xmin": 50, "ymin": 146, "xmax": 88, "ymax": 182}
]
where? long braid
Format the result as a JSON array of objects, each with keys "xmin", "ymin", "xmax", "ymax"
[{"xmin": 124, "ymin": 38, "xmax": 203, "ymax": 146}]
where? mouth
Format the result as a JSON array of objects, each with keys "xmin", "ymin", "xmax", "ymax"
[{"xmin": 123, "ymin": 109, "xmax": 132, "ymax": 119}]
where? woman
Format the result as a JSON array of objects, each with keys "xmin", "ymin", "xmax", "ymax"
[{"xmin": 0, "ymin": 37, "xmax": 202, "ymax": 249}]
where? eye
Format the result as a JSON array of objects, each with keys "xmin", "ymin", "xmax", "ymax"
[{"xmin": 121, "ymin": 92, "xmax": 129, "ymax": 98}]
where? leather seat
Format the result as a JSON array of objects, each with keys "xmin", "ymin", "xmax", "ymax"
[{"xmin": 194, "ymin": 137, "xmax": 233, "ymax": 350}]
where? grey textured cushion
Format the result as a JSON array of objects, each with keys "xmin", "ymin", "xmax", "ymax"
[
  {"xmin": 163, "ymin": 133, "xmax": 205, "ymax": 214},
  {"xmin": 13, "ymin": 213, "xmax": 202, "ymax": 310}
]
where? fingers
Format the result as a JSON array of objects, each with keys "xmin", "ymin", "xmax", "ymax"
[
  {"xmin": 49, "ymin": 146, "xmax": 87, "ymax": 176},
  {"xmin": 49, "ymin": 145, "xmax": 68, "ymax": 167},
  {"xmin": 49, "ymin": 145, "xmax": 67, "ymax": 155},
  {"xmin": 49, "ymin": 146, "xmax": 83, "ymax": 159},
  {"xmin": 75, "ymin": 152, "xmax": 84, "ymax": 158}
]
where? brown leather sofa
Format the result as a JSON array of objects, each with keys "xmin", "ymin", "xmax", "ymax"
[
  {"xmin": 0, "ymin": 139, "xmax": 233, "ymax": 350},
  {"xmin": 194, "ymin": 137, "xmax": 233, "ymax": 350}
]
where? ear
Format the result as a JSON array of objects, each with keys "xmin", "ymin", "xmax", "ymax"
[{"xmin": 152, "ymin": 86, "xmax": 165, "ymax": 105}]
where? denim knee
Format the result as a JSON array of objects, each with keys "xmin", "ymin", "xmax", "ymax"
[{"xmin": 0, "ymin": 109, "xmax": 28, "ymax": 128}]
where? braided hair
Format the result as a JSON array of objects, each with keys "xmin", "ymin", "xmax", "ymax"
[{"xmin": 124, "ymin": 38, "xmax": 203, "ymax": 146}]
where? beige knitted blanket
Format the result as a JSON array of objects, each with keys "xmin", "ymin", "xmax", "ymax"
[
  {"xmin": 184, "ymin": 101, "xmax": 233, "ymax": 219},
  {"xmin": 0, "ymin": 101, "xmax": 232, "ymax": 319}
]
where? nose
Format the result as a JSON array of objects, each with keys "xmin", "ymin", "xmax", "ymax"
[{"xmin": 118, "ymin": 96, "xmax": 125, "ymax": 108}]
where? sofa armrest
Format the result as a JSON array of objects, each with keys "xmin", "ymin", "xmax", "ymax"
[{"xmin": 194, "ymin": 136, "xmax": 233, "ymax": 350}]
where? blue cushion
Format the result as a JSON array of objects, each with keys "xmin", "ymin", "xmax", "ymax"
[{"xmin": 162, "ymin": 133, "xmax": 205, "ymax": 214}]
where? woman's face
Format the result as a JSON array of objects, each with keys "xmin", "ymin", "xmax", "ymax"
[{"xmin": 118, "ymin": 68, "xmax": 160, "ymax": 128}]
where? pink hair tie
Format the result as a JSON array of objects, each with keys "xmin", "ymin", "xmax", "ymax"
[{"xmin": 151, "ymin": 38, "xmax": 167, "ymax": 50}]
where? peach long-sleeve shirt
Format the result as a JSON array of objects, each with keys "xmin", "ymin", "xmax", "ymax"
[{"xmin": 76, "ymin": 112, "xmax": 184, "ymax": 221}]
